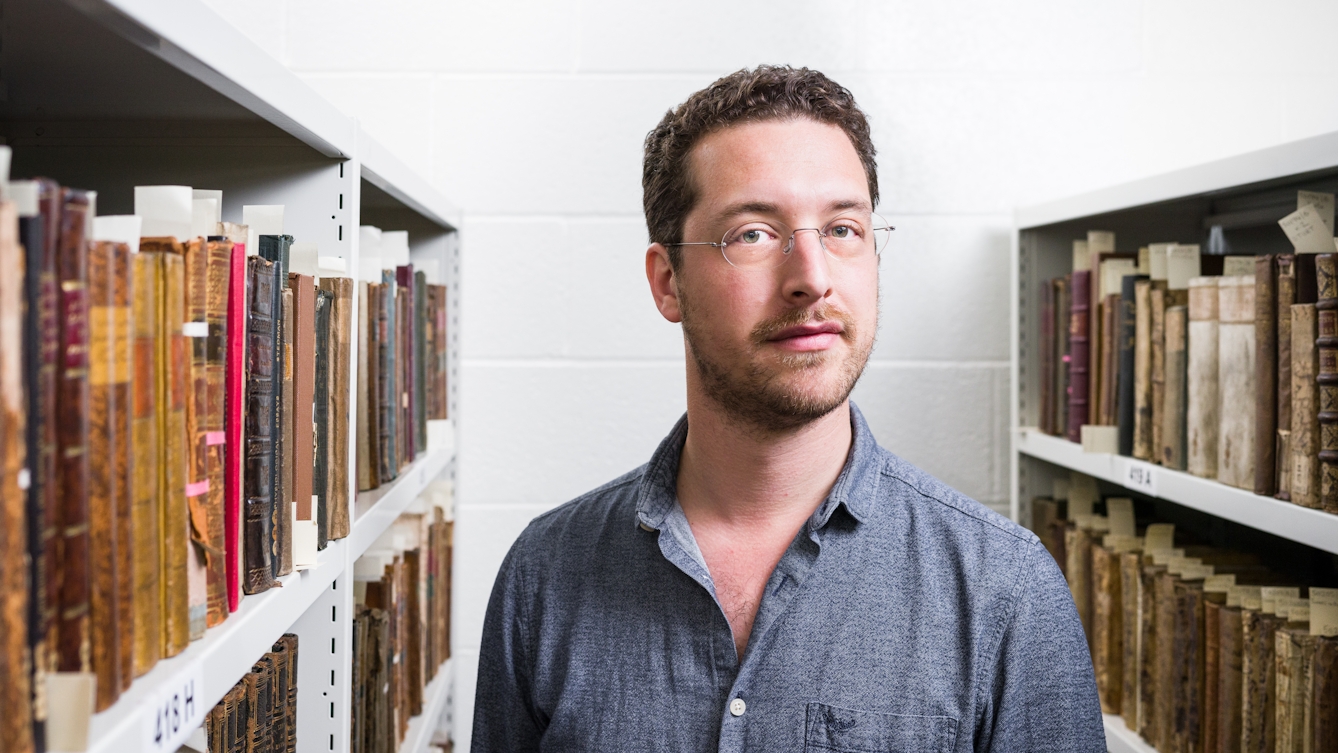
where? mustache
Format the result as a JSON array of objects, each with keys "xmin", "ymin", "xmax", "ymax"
[{"xmin": 749, "ymin": 305, "xmax": 857, "ymax": 345}]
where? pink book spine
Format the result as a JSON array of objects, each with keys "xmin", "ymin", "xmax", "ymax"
[{"xmin": 224, "ymin": 243, "xmax": 246, "ymax": 612}]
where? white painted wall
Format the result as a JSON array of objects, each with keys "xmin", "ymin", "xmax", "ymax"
[{"xmin": 200, "ymin": 1, "xmax": 1338, "ymax": 748}]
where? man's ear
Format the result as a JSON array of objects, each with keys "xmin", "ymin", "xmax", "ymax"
[{"xmin": 646, "ymin": 242, "xmax": 683, "ymax": 324}]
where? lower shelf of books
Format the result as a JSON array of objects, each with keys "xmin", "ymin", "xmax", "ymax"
[
  {"xmin": 402, "ymin": 659, "xmax": 453, "ymax": 753},
  {"xmin": 1016, "ymin": 428, "xmax": 1338, "ymax": 555},
  {"xmin": 1103, "ymin": 714, "xmax": 1157, "ymax": 753}
]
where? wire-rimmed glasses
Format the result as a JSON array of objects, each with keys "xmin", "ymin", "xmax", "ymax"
[{"xmin": 666, "ymin": 213, "xmax": 894, "ymax": 269}]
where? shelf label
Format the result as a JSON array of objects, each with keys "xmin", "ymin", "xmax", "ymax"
[
  {"xmin": 1120, "ymin": 458, "xmax": 1158, "ymax": 496},
  {"xmin": 143, "ymin": 660, "xmax": 205, "ymax": 753}
]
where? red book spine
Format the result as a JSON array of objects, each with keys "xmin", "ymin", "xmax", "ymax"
[
  {"xmin": 224, "ymin": 243, "xmax": 246, "ymax": 612},
  {"xmin": 1068, "ymin": 269, "xmax": 1092, "ymax": 443}
]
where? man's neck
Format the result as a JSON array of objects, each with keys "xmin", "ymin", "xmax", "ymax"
[{"xmin": 676, "ymin": 392, "xmax": 853, "ymax": 529}]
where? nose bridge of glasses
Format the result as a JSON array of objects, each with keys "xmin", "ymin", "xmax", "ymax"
[{"xmin": 784, "ymin": 226, "xmax": 827, "ymax": 255}]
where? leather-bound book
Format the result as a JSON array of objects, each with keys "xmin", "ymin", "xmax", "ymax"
[
  {"xmin": 424, "ymin": 284, "xmax": 440, "ymax": 423},
  {"xmin": 1069, "ymin": 269, "xmax": 1092, "ymax": 442},
  {"xmin": 277, "ymin": 634, "xmax": 298, "ymax": 753},
  {"xmin": 278, "ymin": 287, "xmax": 294, "ymax": 576},
  {"xmin": 131, "ymin": 252, "xmax": 163, "ymax": 675},
  {"xmin": 260, "ymin": 236, "xmax": 292, "ymax": 581},
  {"xmin": 142, "ymin": 239, "xmax": 190, "ymax": 658},
  {"xmin": 1256, "ymin": 257, "xmax": 1278, "ymax": 495},
  {"xmin": 1219, "ymin": 275, "xmax": 1257, "ymax": 490},
  {"xmin": 1101, "ymin": 293, "xmax": 1120, "ymax": 426},
  {"xmin": 1150, "ymin": 284, "xmax": 1167, "ymax": 463},
  {"xmin": 0, "ymin": 197, "xmax": 34, "ymax": 753},
  {"xmin": 86, "ymin": 240, "xmax": 121, "ymax": 710},
  {"xmin": 243, "ymin": 256, "xmax": 281, "ymax": 594},
  {"xmin": 203, "ymin": 239, "xmax": 232, "ymax": 627},
  {"xmin": 405, "ymin": 548, "xmax": 423, "ymax": 716},
  {"xmin": 414, "ymin": 271, "xmax": 428, "ymax": 455},
  {"xmin": 1064, "ymin": 524, "xmax": 1093, "ymax": 644},
  {"xmin": 289, "ymin": 274, "xmax": 316, "ymax": 558},
  {"xmin": 224, "ymin": 242, "xmax": 247, "ymax": 611},
  {"xmin": 1188, "ymin": 276, "xmax": 1221, "ymax": 478},
  {"xmin": 1315, "ymin": 637, "xmax": 1338, "ymax": 752},
  {"xmin": 1172, "ymin": 576, "xmax": 1207, "ymax": 753},
  {"xmin": 268, "ymin": 637, "xmax": 290, "ymax": 753},
  {"xmin": 245, "ymin": 654, "xmax": 275, "ymax": 753},
  {"xmin": 1242, "ymin": 607, "xmax": 1285, "ymax": 753},
  {"xmin": 1095, "ymin": 543, "xmax": 1123, "ymax": 713},
  {"xmin": 1162, "ymin": 305, "xmax": 1189, "ymax": 469},
  {"xmin": 1088, "ymin": 238, "xmax": 1123, "ymax": 423},
  {"xmin": 1029, "ymin": 497, "xmax": 1063, "ymax": 565},
  {"xmin": 320, "ymin": 277, "xmax": 352, "ymax": 540},
  {"xmin": 1041, "ymin": 278, "xmax": 1055, "ymax": 433},
  {"xmin": 378, "ymin": 273, "xmax": 398, "ymax": 482},
  {"xmin": 1219, "ymin": 604, "xmax": 1245, "ymax": 753},
  {"xmin": 1119, "ymin": 275, "xmax": 1149, "ymax": 456},
  {"xmin": 1133, "ymin": 278, "xmax": 1153, "ymax": 459},
  {"xmin": 1204, "ymin": 599, "xmax": 1223, "ymax": 753},
  {"xmin": 1152, "ymin": 570, "xmax": 1178, "ymax": 750},
  {"xmin": 55, "ymin": 188, "xmax": 92, "ymax": 673},
  {"xmin": 1119, "ymin": 551, "xmax": 1141, "ymax": 730},
  {"xmin": 356, "ymin": 282, "xmax": 373, "ymax": 491},
  {"xmin": 315, "ymin": 287, "xmax": 331, "ymax": 549},
  {"xmin": 396, "ymin": 266, "xmax": 417, "ymax": 462},
  {"xmin": 1291, "ymin": 304, "xmax": 1321, "ymax": 509},
  {"xmin": 1137, "ymin": 561, "xmax": 1164, "ymax": 744},
  {"xmin": 183, "ymin": 238, "xmax": 210, "ymax": 642},
  {"xmin": 1276, "ymin": 256, "xmax": 1297, "ymax": 500},
  {"xmin": 1318, "ymin": 254, "xmax": 1338, "ymax": 511},
  {"xmin": 112, "ymin": 241, "xmax": 134, "ymax": 690},
  {"xmin": 1275, "ymin": 624, "xmax": 1315, "ymax": 753}
]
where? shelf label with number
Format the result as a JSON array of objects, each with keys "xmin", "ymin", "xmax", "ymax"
[
  {"xmin": 1120, "ymin": 458, "xmax": 1158, "ymax": 496},
  {"xmin": 143, "ymin": 659, "xmax": 205, "ymax": 752}
]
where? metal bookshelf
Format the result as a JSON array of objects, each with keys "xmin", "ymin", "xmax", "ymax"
[
  {"xmin": 0, "ymin": 0, "xmax": 462, "ymax": 751},
  {"xmin": 1012, "ymin": 132, "xmax": 1338, "ymax": 753}
]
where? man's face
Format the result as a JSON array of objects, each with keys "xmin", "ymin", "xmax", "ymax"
[{"xmin": 668, "ymin": 117, "xmax": 879, "ymax": 432}]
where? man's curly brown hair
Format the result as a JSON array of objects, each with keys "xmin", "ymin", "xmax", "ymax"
[{"xmin": 642, "ymin": 65, "xmax": 878, "ymax": 269}]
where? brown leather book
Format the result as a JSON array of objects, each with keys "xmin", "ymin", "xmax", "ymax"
[
  {"xmin": 1029, "ymin": 497, "xmax": 1064, "ymax": 565},
  {"xmin": 1189, "ymin": 276, "xmax": 1221, "ymax": 479},
  {"xmin": 277, "ymin": 633, "xmax": 298, "ymax": 753},
  {"xmin": 315, "ymin": 287, "xmax": 331, "ymax": 549},
  {"xmin": 1138, "ymin": 561, "xmax": 1164, "ymax": 743},
  {"xmin": 433, "ymin": 284, "xmax": 448, "ymax": 420},
  {"xmin": 1163, "ymin": 305, "xmax": 1189, "ymax": 470},
  {"xmin": 55, "ymin": 188, "xmax": 92, "ymax": 673},
  {"xmin": 1153, "ymin": 570, "xmax": 1177, "ymax": 750},
  {"xmin": 204, "ymin": 239, "xmax": 232, "ymax": 627},
  {"xmin": 397, "ymin": 280, "xmax": 412, "ymax": 467},
  {"xmin": 1101, "ymin": 293, "xmax": 1120, "ymax": 426},
  {"xmin": 1064, "ymin": 524, "xmax": 1092, "ymax": 645},
  {"xmin": 1275, "ymin": 625, "xmax": 1315, "ymax": 753},
  {"xmin": 243, "ymin": 256, "xmax": 280, "ymax": 594},
  {"xmin": 1291, "ymin": 304, "xmax": 1321, "ymax": 509},
  {"xmin": 86, "ymin": 240, "xmax": 121, "ymax": 710},
  {"xmin": 1204, "ymin": 599, "xmax": 1223, "ymax": 753},
  {"xmin": 319, "ymin": 277, "xmax": 352, "ymax": 540},
  {"xmin": 1318, "ymin": 254, "xmax": 1338, "ymax": 512},
  {"xmin": 131, "ymin": 252, "xmax": 163, "ymax": 675},
  {"xmin": 413, "ymin": 271, "xmax": 427, "ymax": 456},
  {"xmin": 268, "ymin": 637, "xmax": 290, "ymax": 753},
  {"xmin": 1172, "ymin": 577, "xmax": 1206, "ymax": 753},
  {"xmin": 112, "ymin": 241, "xmax": 135, "ymax": 690},
  {"xmin": 356, "ymin": 282, "xmax": 374, "ymax": 491},
  {"xmin": 289, "ymin": 274, "xmax": 317, "ymax": 548},
  {"xmin": 1241, "ymin": 608, "xmax": 1285, "ymax": 753},
  {"xmin": 405, "ymin": 548, "xmax": 423, "ymax": 716},
  {"xmin": 376, "ymin": 275, "xmax": 397, "ymax": 483},
  {"xmin": 1219, "ymin": 604, "xmax": 1245, "ymax": 753},
  {"xmin": 0, "ymin": 197, "xmax": 34, "ymax": 753},
  {"xmin": 183, "ymin": 238, "xmax": 211, "ymax": 642},
  {"xmin": 1092, "ymin": 543, "xmax": 1122, "ymax": 713},
  {"xmin": 1315, "ymin": 636, "xmax": 1338, "ymax": 751},
  {"xmin": 1256, "ymin": 257, "xmax": 1278, "ymax": 495},
  {"xmin": 1277, "ymin": 256, "xmax": 1297, "ymax": 500},
  {"xmin": 245, "ymin": 654, "xmax": 275, "ymax": 753},
  {"xmin": 278, "ymin": 287, "xmax": 294, "ymax": 577},
  {"xmin": 1219, "ymin": 275, "xmax": 1257, "ymax": 489},
  {"xmin": 1134, "ymin": 279, "xmax": 1155, "ymax": 459},
  {"xmin": 1150, "ymin": 284, "xmax": 1167, "ymax": 464},
  {"xmin": 142, "ymin": 239, "xmax": 191, "ymax": 658},
  {"xmin": 1119, "ymin": 550, "xmax": 1141, "ymax": 730}
]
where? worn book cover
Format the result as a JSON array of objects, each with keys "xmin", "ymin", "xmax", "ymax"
[
  {"xmin": 1317, "ymin": 254, "xmax": 1338, "ymax": 511},
  {"xmin": 111, "ymin": 241, "xmax": 134, "ymax": 690},
  {"xmin": 1277, "ymin": 256, "xmax": 1297, "ymax": 500},
  {"xmin": 1219, "ymin": 275, "xmax": 1257, "ymax": 490},
  {"xmin": 1241, "ymin": 608, "xmax": 1285, "ymax": 753},
  {"xmin": 1162, "ymin": 305, "xmax": 1189, "ymax": 470},
  {"xmin": 1117, "ymin": 275, "xmax": 1147, "ymax": 455},
  {"xmin": 224, "ymin": 242, "xmax": 247, "ymax": 611},
  {"xmin": 1091, "ymin": 544, "xmax": 1122, "ymax": 713},
  {"xmin": 1291, "ymin": 304, "xmax": 1321, "ymax": 509},
  {"xmin": 243, "ymin": 256, "xmax": 281, "ymax": 594},
  {"xmin": 1133, "ymin": 278, "xmax": 1154, "ymax": 460},
  {"xmin": 321, "ymin": 277, "xmax": 352, "ymax": 539},
  {"xmin": 378, "ymin": 272, "xmax": 399, "ymax": 482},
  {"xmin": 86, "ymin": 240, "xmax": 121, "ymax": 709},
  {"xmin": 290, "ymin": 273, "xmax": 317, "ymax": 558},
  {"xmin": 1188, "ymin": 276, "xmax": 1221, "ymax": 479},
  {"xmin": 1069, "ymin": 269, "xmax": 1092, "ymax": 442},
  {"xmin": 357, "ymin": 282, "xmax": 374, "ymax": 491},
  {"xmin": 1138, "ymin": 561, "xmax": 1164, "ymax": 744},
  {"xmin": 413, "ymin": 271, "xmax": 428, "ymax": 456},
  {"xmin": 1255, "ymin": 257, "xmax": 1278, "ymax": 495},
  {"xmin": 1218, "ymin": 604, "xmax": 1245, "ymax": 753},
  {"xmin": 279, "ymin": 287, "xmax": 295, "ymax": 576},
  {"xmin": 203, "ymin": 239, "xmax": 232, "ymax": 627},
  {"xmin": 1274, "ymin": 625, "xmax": 1315, "ymax": 753},
  {"xmin": 1315, "ymin": 636, "xmax": 1338, "ymax": 752},
  {"xmin": 183, "ymin": 238, "xmax": 211, "ymax": 642},
  {"xmin": 131, "ymin": 252, "xmax": 162, "ymax": 675}
]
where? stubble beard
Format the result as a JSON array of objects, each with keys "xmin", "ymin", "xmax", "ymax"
[{"xmin": 680, "ymin": 292, "xmax": 875, "ymax": 435}]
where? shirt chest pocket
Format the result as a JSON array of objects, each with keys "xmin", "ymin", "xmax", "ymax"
[{"xmin": 804, "ymin": 703, "xmax": 958, "ymax": 753}]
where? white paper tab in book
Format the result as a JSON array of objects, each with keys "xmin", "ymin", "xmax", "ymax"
[
  {"xmin": 1120, "ymin": 458, "xmax": 1157, "ymax": 496},
  {"xmin": 1279, "ymin": 204, "xmax": 1334, "ymax": 254},
  {"xmin": 1261, "ymin": 586, "xmax": 1301, "ymax": 615},
  {"xmin": 1068, "ymin": 472, "xmax": 1098, "ymax": 518},
  {"xmin": 1051, "ymin": 477, "xmax": 1069, "ymax": 501},
  {"xmin": 1312, "ymin": 587, "xmax": 1338, "ymax": 637},
  {"xmin": 1298, "ymin": 190, "xmax": 1335, "ymax": 235},
  {"xmin": 0, "ymin": 145, "xmax": 11, "ymax": 191},
  {"xmin": 9, "ymin": 181, "xmax": 38, "ymax": 218},
  {"xmin": 293, "ymin": 505, "xmax": 318, "ymax": 571},
  {"xmin": 1087, "ymin": 230, "xmax": 1115, "ymax": 255},
  {"xmin": 191, "ymin": 198, "xmax": 217, "ymax": 240},
  {"xmin": 1222, "ymin": 256, "xmax": 1255, "ymax": 277},
  {"xmin": 1144, "ymin": 523, "xmax": 1174, "ymax": 552},
  {"xmin": 46, "ymin": 672, "xmax": 95, "ymax": 752},
  {"xmin": 1106, "ymin": 497, "xmax": 1135, "ymax": 537},
  {"xmin": 135, "ymin": 186, "xmax": 193, "ymax": 240},
  {"xmin": 92, "ymin": 215, "xmax": 144, "ymax": 254},
  {"xmin": 1080, "ymin": 424, "xmax": 1118, "ymax": 454},
  {"xmin": 86, "ymin": 191, "xmax": 96, "ymax": 222},
  {"xmin": 289, "ymin": 241, "xmax": 319, "ymax": 276},
  {"xmin": 142, "ymin": 659, "xmax": 205, "ymax": 753},
  {"xmin": 1148, "ymin": 243, "xmax": 1172, "ymax": 281},
  {"xmin": 192, "ymin": 189, "xmax": 222, "ymax": 225},
  {"xmin": 382, "ymin": 230, "xmax": 410, "ymax": 268},
  {"xmin": 1166, "ymin": 244, "xmax": 1201, "ymax": 290},
  {"xmin": 243, "ymin": 205, "xmax": 284, "ymax": 257},
  {"xmin": 1071, "ymin": 239, "xmax": 1090, "ymax": 272}
]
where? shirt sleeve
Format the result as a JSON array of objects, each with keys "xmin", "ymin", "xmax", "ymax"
[
  {"xmin": 976, "ymin": 540, "xmax": 1106, "ymax": 753},
  {"xmin": 471, "ymin": 539, "xmax": 544, "ymax": 752}
]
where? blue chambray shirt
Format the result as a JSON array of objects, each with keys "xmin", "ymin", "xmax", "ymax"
[{"xmin": 473, "ymin": 404, "xmax": 1105, "ymax": 752}]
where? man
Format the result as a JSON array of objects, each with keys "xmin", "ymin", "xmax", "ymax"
[{"xmin": 473, "ymin": 65, "xmax": 1103, "ymax": 752}]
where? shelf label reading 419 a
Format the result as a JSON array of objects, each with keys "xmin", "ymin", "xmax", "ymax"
[
  {"xmin": 1122, "ymin": 459, "xmax": 1158, "ymax": 496},
  {"xmin": 143, "ymin": 661, "xmax": 205, "ymax": 752}
]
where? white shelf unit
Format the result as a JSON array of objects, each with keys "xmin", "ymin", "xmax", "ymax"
[
  {"xmin": 1, "ymin": 1, "xmax": 463, "ymax": 751},
  {"xmin": 1012, "ymin": 134, "xmax": 1338, "ymax": 753}
]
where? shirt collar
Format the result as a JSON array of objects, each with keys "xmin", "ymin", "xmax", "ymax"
[{"xmin": 634, "ymin": 401, "xmax": 880, "ymax": 532}]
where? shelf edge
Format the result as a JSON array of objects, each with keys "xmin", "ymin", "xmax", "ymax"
[
  {"xmin": 401, "ymin": 659, "xmax": 453, "ymax": 753},
  {"xmin": 1103, "ymin": 713, "xmax": 1158, "ymax": 753}
]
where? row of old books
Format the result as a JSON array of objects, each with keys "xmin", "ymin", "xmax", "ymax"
[
  {"xmin": 351, "ymin": 491, "xmax": 453, "ymax": 753},
  {"xmin": 1036, "ymin": 191, "xmax": 1338, "ymax": 516},
  {"xmin": 0, "ymin": 164, "xmax": 446, "ymax": 753},
  {"xmin": 203, "ymin": 634, "xmax": 299, "ymax": 753},
  {"xmin": 1030, "ymin": 473, "xmax": 1338, "ymax": 753}
]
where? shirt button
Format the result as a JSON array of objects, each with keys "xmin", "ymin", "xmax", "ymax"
[{"xmin": 729, "ymin": 698, "xmax": 746, "ymax": 717}]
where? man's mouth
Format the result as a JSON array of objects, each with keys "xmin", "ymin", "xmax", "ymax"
[{"xmin": 766, "ymin": 321, "xmax": 844, "ymax": 352}]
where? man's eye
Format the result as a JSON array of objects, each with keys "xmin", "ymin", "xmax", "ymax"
[
  {"xmin": 741, "ymin": 229, "xmax": 766, "ymax": 244},
  {"xmin": 829, "ymin": 225, "xmax": 853, "ymax": 239}
]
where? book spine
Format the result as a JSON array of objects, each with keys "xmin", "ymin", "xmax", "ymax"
[
  {"xmin": 1203, "ymin": 600, "xmax": 1222, "ymax": 753},
  {"xmin": 356, "ymin": 282, "xmax": 372, "ymax": 491},
  {"xmin": 1102, "ymin": 294, "xmax": 1120, "ymax": 426},
  {"xmin": 86, "ymin": 240, "xmax": 121, "ymax": 710},
  {"xmin": 1119, "ymin": 552, "xmax": 1141, "ymax": 731},
  {"xmin": 1291, "ymin": 303, "xmax": 1321, "ymax": 509},
  {"xmin": 1137, "ymin": 563, "xmax": 1161, "ymax": 743},
  {"xmin": 1219, "ymin": 275, "xmax": 1257, "ymax": 490},
  {"xmin": 55, "ymin": 189, "xmax": 92, "ymax": 673},
  {"xmin": 368, "ymin": 283, "xmax": 383, "ymax": 488},
  {"xmin": 1218, "ymin": 606, "xmax": 1245, "ymax": 753},
  {"xmin": 1171, "ymin": 580, "xmax": 1205, "ymax": 753},
  {"xmin": 243, "ymin": 256, "xmax": 280, "ymax": 594},
  {"xmin": 1056, "ymin": 277, "xmax": 1070, "ymax": 438},
  {"xmin": 0, "ymin": 198, "xmax": 35, "ymax": 753},
  {"xmin": 1149, "ymin": 285, "xmax": 1166, "ymax": 463},
  {"xmin": 289, "ymin": 274, "xmax": 316, "ymax": 546},
  {"xmin": 1256, "ymin": 257, "xmax": 1278, "ymax": 495},
  {"xmin": 204, "ymin": 240, "xmax": 232, "ymax": 627},
  {"xmin": 157, "ymin": 248, "xmax": 190, "ymax": 657},
  {"xmin": 224, "ymin": 244, "xmax": 246, "ymax": 612},
  {"xmin": 131, "ymin": 253, "xmax": 162, "ymax": 675},
  {"xmin": 1240, "ymin": 611, "xmax": 1282, "ymax": 753},
  {"xmin": 1317, "ymin": 254, "xmax": 1338, "ymax": 513},
  {"xmin": 1091, "ymin": 266, "xmax": 1103, "ymax": 425},
  {"xmin": 1064, "ymin": 525, "xmax": 1092, "ymax": 647},
  {"xmin": 1068, "ymin": 269, "xmax": 1091, "ymax": 442},
  {"xmin": 1274, "ymin": 628, "xmax": 1315, "ymax": 753},
  {"xmin": 1153, "ymin": 571, "xmax": 1175, "ymax": 750},
  {"xmin": 379, "ymin": 272, "xmax": 397, "ymax": 482},
  {"xmin": 322, "ymin": 277, "xmax": 352, "ymax": 540},
  {"xmin": 1118, "ymin": 278, "xmax": 1139, "ymax": 453},
  {"xmin": 1134, "ymin": 279, "xmax": 1154, "ymax": 459},
  {"xmin": 112, "ymin": 242, "xmax": 134, "ymax": 691},
  {"xmin": 1040, "ymin": 278, "xmax": 1054, "ymax": 434},
  {"xmin": 259, "ymin": 236, "xmax": 292, "ymax": 585},
  {"xmin": 1276, "ymin": 256, "xmax": 1297, "ymax": 501},
  {"xmin": 184, "ymin": 239, "xmax": 210, "ymax": 642},
  {"xmin": 1188, "ymin": 277, "xmax": 1220, "ymax": 479},
  {"xmin": 1092, "ymin": 545, "xmax": 1122, "ymax": 713},
  {"xmin": 414, "ymin": 271, "xmax": 427, "ymax": 455},
  {"xmin": 314, "ymin": 287, "xmax": 331, "ymax": 549},
  {"xmin": 1315, "ymin": 637, "xmax": 1338, "ymax": 752},
  {"xmin": 1162, "ymin": 306, "xmax": 1189, "ymax": 470},
  {"xmin": 278, "ymin": 288, "xmax": 294, "ymax": 576}
]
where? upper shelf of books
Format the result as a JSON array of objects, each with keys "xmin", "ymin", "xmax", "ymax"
[{"xmin": 1, "ymin": 0, "xmax": 458, "ymax": 231}]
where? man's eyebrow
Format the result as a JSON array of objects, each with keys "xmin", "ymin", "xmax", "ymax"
[
  {"xmin": 710, "ymin": 199, "xmax": 872, "ymax": 224},
  {"xmin": 827, "ymin": 199, "xmax": 872, "ymax": 213}
]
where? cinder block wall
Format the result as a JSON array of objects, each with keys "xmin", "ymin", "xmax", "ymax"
[{"xmin": 201, "ymin": 1, "xmax": 1338, "ymax": 747}]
